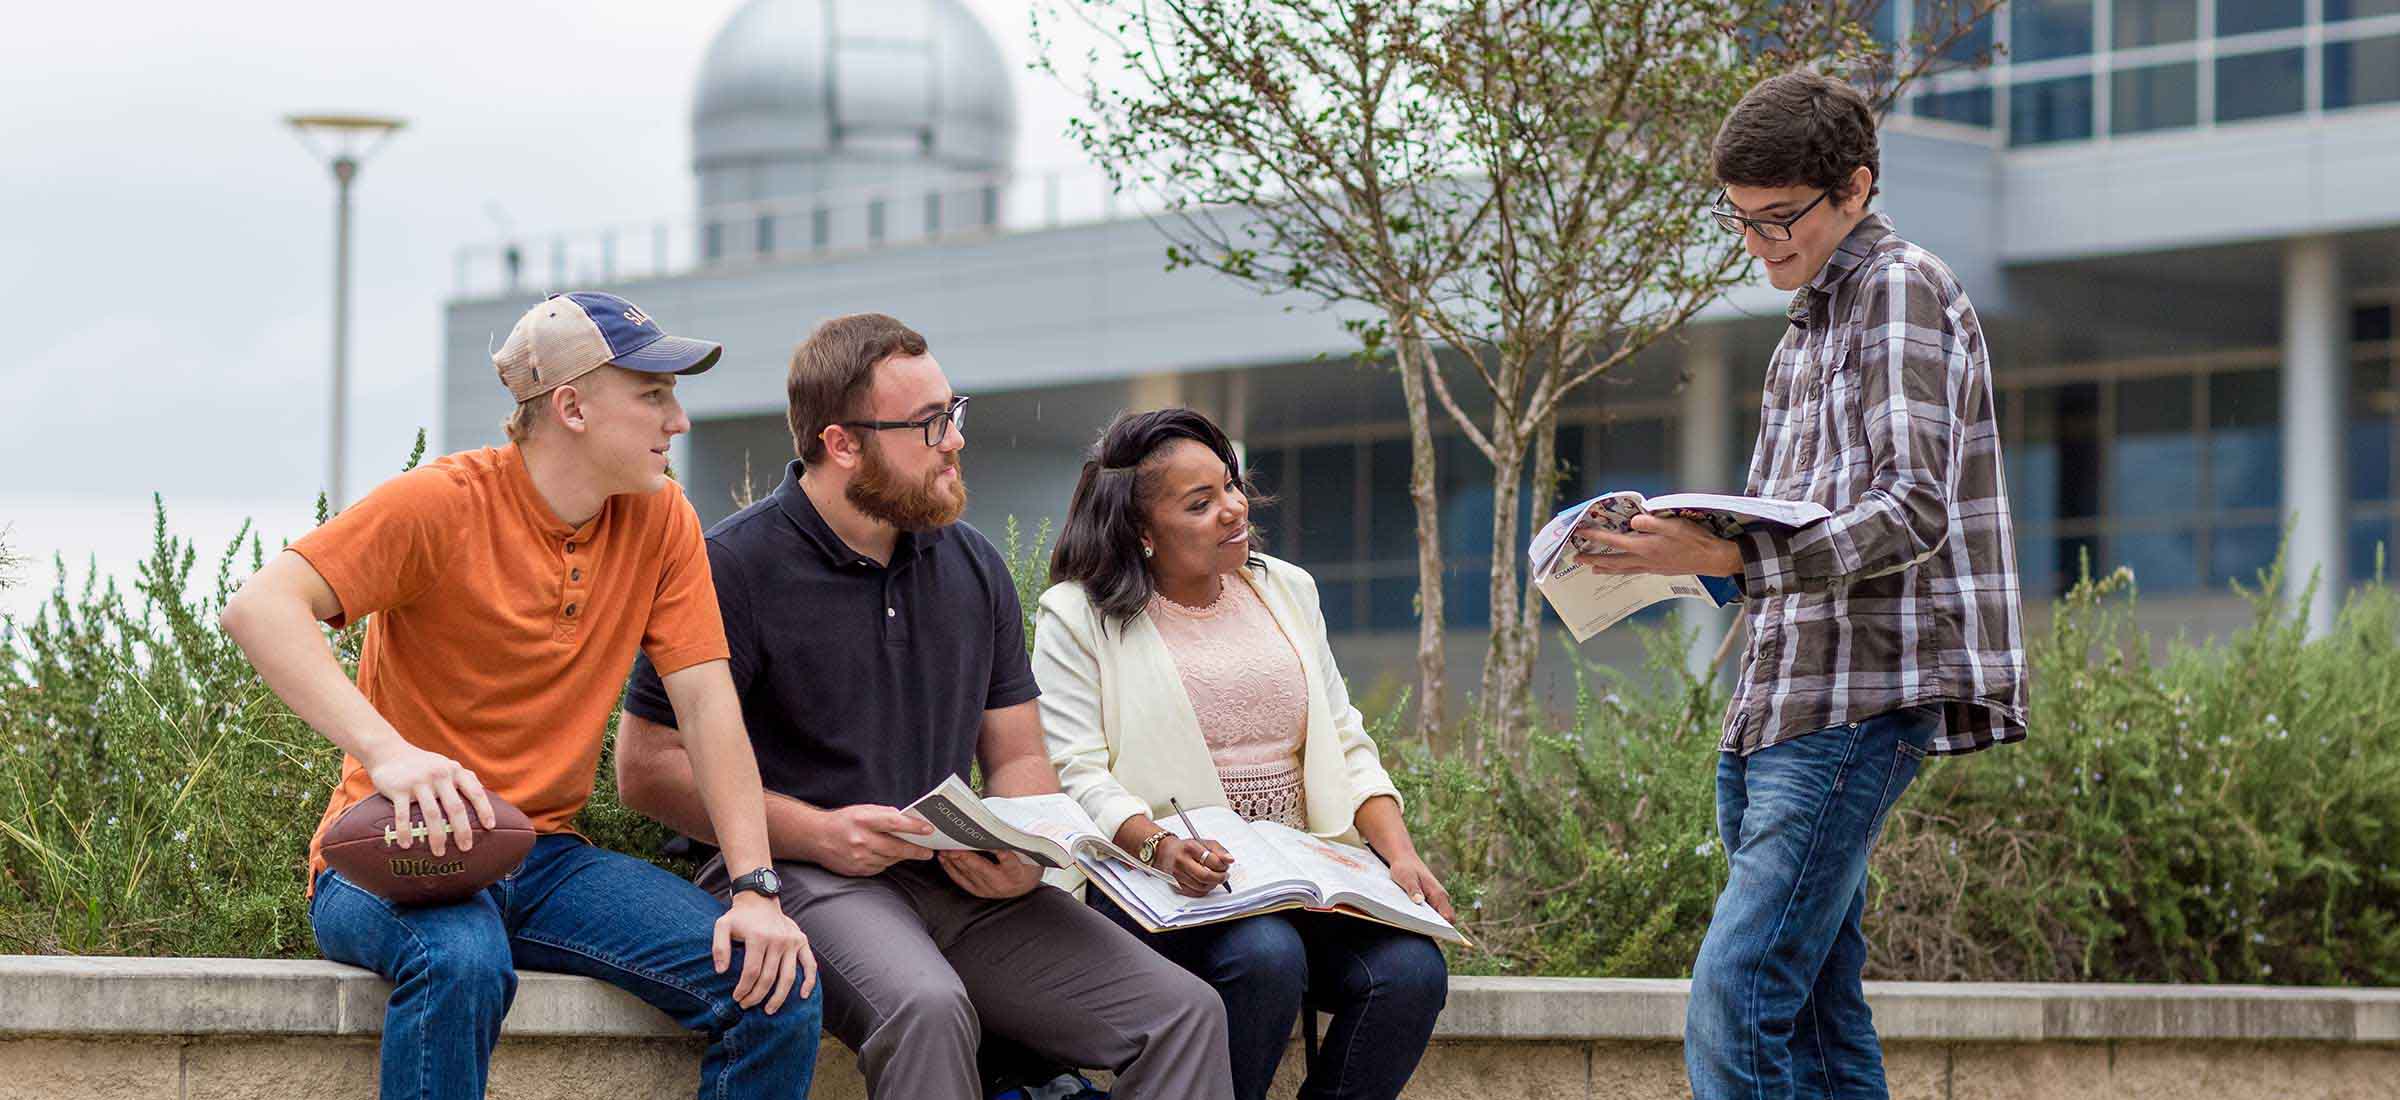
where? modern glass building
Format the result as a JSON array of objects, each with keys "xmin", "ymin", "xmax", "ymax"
[{"xmin": 441, "ymin": 0, "xmax": 2400, "ymax": 705}]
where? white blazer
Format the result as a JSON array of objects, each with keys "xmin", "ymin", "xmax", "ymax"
[{"xmin": 1032, "ymin": 553, "xmax": 1402, "ymax": 850}]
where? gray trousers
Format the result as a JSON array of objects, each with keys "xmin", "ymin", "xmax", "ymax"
[{"xmin": 700, "ymin": 857, "xmax": 1233, "ymax": 1100}]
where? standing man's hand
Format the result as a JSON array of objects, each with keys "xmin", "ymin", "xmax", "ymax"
[
  {"xmin": 713, "ymin": 892, "xmax": 815, "ymax": 1013},
  {"xmin": 937, "ymin": 850, "xmax": 1043, "ymax": 898},
  {"xmin": 803, "ymin": 805, "xmax": 937, "ymax": 876},
  {"xmin": 1574, "ymin": 514, "xmax": 1743, "ymax": 578}
]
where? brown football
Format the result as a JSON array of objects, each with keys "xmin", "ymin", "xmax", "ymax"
[{"xmin": 321, "ymin": 792, "xmax": 536, "ymax": 906}]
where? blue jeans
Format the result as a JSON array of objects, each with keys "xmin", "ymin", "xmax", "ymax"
[
  {"xmin": 1088, "ymin": 891, "xmax": 1446, "ymax": 1100},
  {"xmin": 310, "ymin": 834, "xmax": 821, "ymax": 1100},
  {"xmin": 1685, "ymin": 705, "xmax": 1939, "ymax": 1100}
]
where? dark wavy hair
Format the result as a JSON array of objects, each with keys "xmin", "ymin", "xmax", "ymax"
[
  {"xmin": 1049, "ymin": 407, "xmax": 1270, "ymax": 627},
  {"xmin": 1711, "ymin": 70, "xmax": 1882, "ymax": 205}
]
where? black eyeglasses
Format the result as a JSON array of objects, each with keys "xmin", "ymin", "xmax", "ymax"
[
  {"xmin": 1706, "ymin": 189, "xmax": 1831, "ymax": 242},
  {"xmin": 839, "ymin": 394, "xmax": 970, "ymax": 448}
]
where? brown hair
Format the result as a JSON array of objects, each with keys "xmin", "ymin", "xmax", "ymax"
[
  {"xmin": 501, "ymin": 397, "xmax": 542, "ymax": 444},
  {"xmin": 786, "ymin": 313, "xmax": 929, "ymax": 466},
  {"xmin": 1711, "ymin": 71, "xmax": 1881, "ymax": 204}
]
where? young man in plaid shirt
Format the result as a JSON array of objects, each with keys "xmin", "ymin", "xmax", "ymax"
[{"xmin": 1577, "ymin": 71, "xmax": 2027, "ymax": 1099}]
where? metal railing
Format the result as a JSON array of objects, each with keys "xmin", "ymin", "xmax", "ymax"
[{"xmin": 450, "ymin": 167, "xmax": 1162, "ymax": 298}]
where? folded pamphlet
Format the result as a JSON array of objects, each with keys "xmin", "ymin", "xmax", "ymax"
[{"xmin": 1528, "ymin": 490, "xmax": 1831, "ymax": 641}]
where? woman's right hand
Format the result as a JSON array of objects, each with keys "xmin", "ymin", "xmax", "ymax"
[{"xmin": 1156, "ymin": 835, "xmax": 1235, "ymax": 896}]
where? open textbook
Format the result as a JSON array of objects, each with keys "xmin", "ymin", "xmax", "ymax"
[
  {"xmin": 902, "ymin": 775, "xmax": 1172, "ymax": 878},
  {"xmin": 1079, "ymin": 804, "xmax": 1470, "ymax": 947},
  {"xmin": 1528, "ymin": 490, "xmax": 1832, "ymax": 642}
]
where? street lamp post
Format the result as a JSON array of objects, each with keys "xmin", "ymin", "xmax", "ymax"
[{"xmin": 286, "ymin": 114, "xmax": 406, "ymax": 512}]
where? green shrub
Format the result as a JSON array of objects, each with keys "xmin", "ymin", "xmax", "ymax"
[{"xmin": 4, "ymin": 474, "xmax": 2397, "ymax": 985}]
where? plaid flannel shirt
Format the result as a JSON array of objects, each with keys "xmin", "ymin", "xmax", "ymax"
[{"xmin": 1723, "ymin": 213, "xmax": 2027, "ymax": 757}]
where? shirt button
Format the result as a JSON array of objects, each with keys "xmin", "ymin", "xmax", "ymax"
[
  {"xmin": 886, "ymin": 607, "xmax": 896, "ymax": 618},
  {"xmin": 565, "ymin": 603, "xmax": 579, "ymax": 618},
  {"xmin": 570, "ymin": 569, "xmax": 583, "ymax": 582},
  {"xmin": 564, "ymin": 542, "xmax": 578, "ymax": 554}
]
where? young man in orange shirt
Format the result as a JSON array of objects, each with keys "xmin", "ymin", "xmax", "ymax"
[{"xmin": 223, "ymin": 292, "xmax": 821, "ymax": 1100}]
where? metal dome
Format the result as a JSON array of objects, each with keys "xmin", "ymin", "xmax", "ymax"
[{"xmin": 691, "ymin": 0, "xmax": 1018, "ymax": 209}]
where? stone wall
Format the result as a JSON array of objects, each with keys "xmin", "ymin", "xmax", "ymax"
[{"xmin": 4, "ymin": 958, "xmax": 2396, "ymax": 1099}]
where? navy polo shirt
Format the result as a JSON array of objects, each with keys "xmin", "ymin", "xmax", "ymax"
[{"xmin": 622, "ymin": 461, "xmax": 1039, "ymax": 814}]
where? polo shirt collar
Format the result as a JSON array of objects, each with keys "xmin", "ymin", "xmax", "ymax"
[
  {"xmin": 501, "ymin": 443, "xmax": 599, "ymax": 541},
  {"xmin": 770, "ymin": 461, "xmax": 951, "ymax": 569}
]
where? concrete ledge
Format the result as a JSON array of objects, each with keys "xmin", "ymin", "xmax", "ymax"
[
  {"xmin": 6, "ymin": 956, "xmax": 2396, "ymax": 1045},
  {"xmin": 7, "ymin": 957, "xmax": 2399, "ymax": 1100}
]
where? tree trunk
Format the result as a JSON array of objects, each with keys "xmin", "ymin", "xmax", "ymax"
[
  {"xmin": 1395, "ymin": 326, "xmax": 1447, "ymax": 743},
  {"xmin": 1510, "ymin": 411, "xmax": 1564, "ymax": 753},
  {"xmin": 1476, "ymin": 430, "xmax": 1528, "ymax": 747}
]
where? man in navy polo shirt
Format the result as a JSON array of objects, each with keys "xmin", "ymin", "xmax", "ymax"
[{"xmin": 616, "ymin": 313, "xmax": 1234, "ymax": 1100}]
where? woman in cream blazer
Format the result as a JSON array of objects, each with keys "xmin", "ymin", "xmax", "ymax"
[{"xmin": 1032, "ymin": 408, "xmax": 1450, "ymax": 1100}]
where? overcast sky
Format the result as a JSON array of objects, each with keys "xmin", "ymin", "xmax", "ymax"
[{"xmin": 0, "ymin": 0, "xmax": 1098, "ymax": 617}]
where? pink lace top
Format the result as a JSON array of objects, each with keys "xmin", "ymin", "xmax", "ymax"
[{"xmin": 1148, "ymin": 575, "xmax": 1309, "ymax": 829}]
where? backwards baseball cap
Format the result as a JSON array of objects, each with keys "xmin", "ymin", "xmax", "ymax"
[{"xmin": 492, "ymin": 291, "xmax": 722, "ymax": 403}]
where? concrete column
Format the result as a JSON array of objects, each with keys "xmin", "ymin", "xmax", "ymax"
[
  {"xmin": 2281, "ymin": 235, "xmax": 2347, "ymax": 636},
  {"xmin": 1680, "ymin": 325, "xmax": 1740, "ymax": 680}
]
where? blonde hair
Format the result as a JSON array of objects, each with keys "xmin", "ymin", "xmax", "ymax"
[{"xmin": 501, "ymin": 395, "xmax": 545, "ymax": 443}]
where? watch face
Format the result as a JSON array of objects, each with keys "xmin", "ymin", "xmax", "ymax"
[{"xmin": 758, "ymin": 868, "xmax": 780, "ymax": 894}]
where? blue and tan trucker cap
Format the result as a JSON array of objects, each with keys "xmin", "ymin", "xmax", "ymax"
[{"xmin": 492, "ymin": 291, "xmax": 722, "ymax": 402}]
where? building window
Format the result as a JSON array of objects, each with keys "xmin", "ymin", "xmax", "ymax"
[
  {"xmin": 2327, "ymin": 35, "xmax": 2400, "ymax": 111},
  {"xmin": 2112, "ymin": 61, "xmax": 2200, "ymax": 134},
  {"xmin": 811, "ymin": 208, "xmax": 831, "ymax": 250},
  {"xmin": 2115, "ymin": 0, "xmax": 2198, "ymax": 47},
  {"xmin": 756, "ymin": 214, "xmax": 775, "ymax": 256},
  {"xmin": 1922, "ymin": 2, "xmax": 1996, "ymax": 63},
  {"xmin": 703, "ymin": 220, "xmax": 724, "ymax": 263},
  {"xmin": 1915, "ymin": 86, "xmax": 1997, "ymax": 127},
  {"xmin": 2215, "ymin": 49, "xmax": 2306, "ymax": 123},
  {"xmin": 2011, "ymin": 74, "xmax": 2096, "ymax": 145},
  {"xmin": 2328, "ymin": 0, "xmax": 2400, "ymax": 20},
  {"xmin": 2217, "ymin": 0, "xmax": 2306, "ymax": 36},
  {"xmin": 2012, "ymin": 0, "xmax": 2096, "ymax": 61}
]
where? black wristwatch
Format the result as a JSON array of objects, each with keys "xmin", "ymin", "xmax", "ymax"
[{"xmin": 729, "ymin": 866, "xmax": 782, "ymax": 900}]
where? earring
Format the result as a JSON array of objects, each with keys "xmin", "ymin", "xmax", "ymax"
[{"xmin": 1142, "ymin": 545, "xmax": 1154, "ymax": 559}]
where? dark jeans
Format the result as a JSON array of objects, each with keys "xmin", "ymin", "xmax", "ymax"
[
  {"xmin": 310, "ymin": 834, "xmax": 821, "ymax": 1100},
  {"xmin": 1684, "ymin": 705, "xmax": 1940, "ymax": 1100},
  {"xmin": 1088, "ymin": 890, "xmax": 1447, "ymax": 1100}
]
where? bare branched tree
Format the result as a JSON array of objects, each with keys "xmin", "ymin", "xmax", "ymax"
[{"xmin": 1041, "ymin": 0, "xmax": 1998, "ymax": 747}]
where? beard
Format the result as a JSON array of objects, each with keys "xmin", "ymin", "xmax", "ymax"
[{"xmin": 846, "ymin": 438, "xmax": 968, "ymax": 531}]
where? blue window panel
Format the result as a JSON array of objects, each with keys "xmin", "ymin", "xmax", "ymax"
[
  {"xmin": 1367, "ymin": 438, "xmax": 1416, "ymax": 564},
  {"xmin": 1916, "ymin": 86, "xmax": 1997, "ymax": 127},
  {"xmin": 2015, "ymin": 528, "xmax": 2062, "ymax": 598},
  {"xmin": 1295, "ymin": 443, "xmax": 1358, "ymax": 564},
  {"xmin": 2353, "ymin": 417, "xmax": 2393, "ymax": 503},
  {"xmin": 1922, "ymin": 3, "xmax": 1997, "ymax": 63},
  {"xmin": 2007, "ymin": 443, "xmax": 2063, "ymax": 529},
  {"xmin": 2110, "ymin": 376, "xmax": 2200, "ymax": 517},
  {"xmin": 2115, "ymin": 0, "xmax": 2198, "ymax": 46},
  {"xmin": 1438, "ymin": 437, "xmax": 1495, "ymax": 557},
  {"xmin": 2216, "ymin": 49, "xmax": 2306, "ymax": 124},
  {"xmin": 1245, "ymin": 447, "xmax": 1285, "ymax": 548},
  {"xmin": 1590, "ymin": 420, "xmax": 1668, "ymax": 498},
  {"xmin": 2011, "ymin": 75, "xmax": 2095, "ymax": 146},
  {"xmin": 2112, "ymin": 62, "xmax": 2199, "ymax": 134},
  {"xmin": 2352, "ymin": 515, "xmax": 2397, "ymax": 584},
  {"xmin": 2327, "ymin": 36, "xmax": 2400, "ymax": 111},
  {"xmin": 2212, "ymin": 524, "xmax": 2283, "ymax": 590},
  {"xmin": 1443, "ymin": 565, "xmax": 1492, "ymax": 629},
  {"xmin": 2111, "ymin": 529, "xmax": 2202, "ymax": 593},
  {"xmin": 2329, "ymin": 0, "xmax": 2400, "ymax": 19},
  {"xmin": 2218, "ymin": 0, "xmax": 2305, "ymax": 34},
  {"xmin": 1316, "ymin": 579, "xmax": 1361, "ymax": 633},
  {"xmin": 1368, "ymin": 575, "xmax": 1419, "ymax": 632},
  {"xmin": 2207, "ymin": 370, "xmax": 2281, "ymax": 511},
  {"xmin": 2012, "ymin": 0, "xmax": 2096, "ymax": 61}
]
